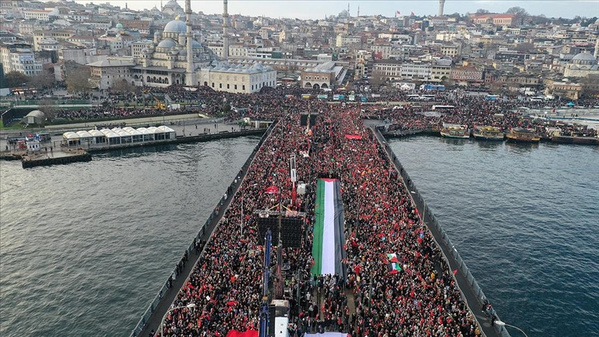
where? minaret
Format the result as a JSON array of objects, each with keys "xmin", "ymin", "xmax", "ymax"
[
  {"xmin": 438, "ymin": 0, "xmax": 445, "ymax": 17},
  {"xmin": 222, "ymin": 0, "xmax": 229, "ymax": 60},
  {"xmin": 185, "ymin": 0, "xmax": 194, "ymax": 85}
]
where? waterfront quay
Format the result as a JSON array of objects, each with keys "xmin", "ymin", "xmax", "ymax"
[
  {"xmin": 0, "ymin": 114, "xmax": 267, "ymax": 168},
  {"xmin": 134, "ymin": 106, "xmax": 508, "ymax": 337}
]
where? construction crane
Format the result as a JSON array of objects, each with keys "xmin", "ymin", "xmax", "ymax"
[{"xmin": 142, "ymin": 89, "xmax": 166, "ymax": 110}]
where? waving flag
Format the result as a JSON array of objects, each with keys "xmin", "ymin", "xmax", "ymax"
[
  {"xmin": 265, "ymin": 186, "xmax": 279, "ymax": 194},
  {"xmin": 387, "ymin": 253, "xmax": 402, "ymax": 274}
]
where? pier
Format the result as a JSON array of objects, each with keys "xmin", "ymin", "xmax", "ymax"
[{"xmin": 131, "ymin": 108, "xmax": 509, "ymax": 337}]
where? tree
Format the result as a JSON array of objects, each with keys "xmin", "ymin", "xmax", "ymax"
[
  {"xmin": 506, "ymin": 7, "xmax": 528, "ymax": 16},
  {"xmin": 111, "ymin": 79, "xmax": 136, "ymax": 93},
  {"xmin": 476, "ymin": 9, "xmax": 490, "ymax": 14},
  {"xmin": 38, "ymin": 98, "xmax": 56, "ymax": 123},
  {"xmin": 4, "ymin": 71, "xmax": 30, "ymax": 88},
  {"xmin": 30, "ymin": 72, "xmax": 55, "ymax": 90},
  {"xmin": 507, "ymin": 7, "xmax": 529, "ymax": 25},
  {"xmin": 65, "ymin": 63, "xmax": 92, "ymax": 95}
]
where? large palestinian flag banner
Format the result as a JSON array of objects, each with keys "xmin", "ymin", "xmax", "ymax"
[{"xmin": 311, "ymin": 178, "xmax": 345, "ymax": 276}]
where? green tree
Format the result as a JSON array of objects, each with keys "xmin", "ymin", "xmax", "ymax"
[{"xmin": 4, "ymin": 71, "xmax": 30, "ymax": 88}]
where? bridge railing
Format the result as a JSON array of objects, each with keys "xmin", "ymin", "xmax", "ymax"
[
  {"xmin": 373, "ymin": 126, "xmax": 510, "ymax": 337},
  {"xmin": 129, "ymin": 121, "xmax": 277, "ymax": 337}
]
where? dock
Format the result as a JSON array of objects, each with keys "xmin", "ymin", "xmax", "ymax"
[{"xmin": 20, "ymin": 149, "xmax": 92, "ymax": 168}]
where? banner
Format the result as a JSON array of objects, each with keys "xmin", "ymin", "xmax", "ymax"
[{"xmin": 311, "ymin": 179, "xmax": 345, "ymax": 276}]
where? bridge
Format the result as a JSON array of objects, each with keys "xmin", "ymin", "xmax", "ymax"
[{"xmin": 130, "ymin": 114, "xmax": 511, "ymax": 337}]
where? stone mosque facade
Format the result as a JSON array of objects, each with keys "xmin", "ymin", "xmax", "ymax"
[{"xmin": 89, "ymin": 1, "xmax": 276, "ymax": 94}]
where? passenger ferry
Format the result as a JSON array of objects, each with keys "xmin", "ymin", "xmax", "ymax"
[
  {"xmin": 472, "ymin": 126, "xmax": 505, "ymax": 141},
  {"xmin": 440, "ymin": 124, "xmax": 469, "ymax": 139},
  {"xmin": 506, "ymin": 128, "xmax": 541, "ymax": 143}
]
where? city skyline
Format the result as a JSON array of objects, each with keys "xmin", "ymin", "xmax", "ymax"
[{"xmin": 59, "ymin": 0, "xmax": 596, "ymax": 20}]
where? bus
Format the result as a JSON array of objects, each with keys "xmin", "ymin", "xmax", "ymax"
[{"xmin": 432, "ymin": 105, "xmax": 455, "ymax": 111}]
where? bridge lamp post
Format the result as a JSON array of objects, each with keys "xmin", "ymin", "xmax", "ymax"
[
  {"xmin": 494, "ymin": 320, "xmax": 529, "ymax": 337},
  {"xmin": 160, "ymin": 303, "xmax": 196, "ymax": 337}
]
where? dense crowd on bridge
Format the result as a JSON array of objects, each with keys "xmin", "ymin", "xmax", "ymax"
[{"xmin": 158, "ymin": 99, "xmax": 481, "ymax": 336}]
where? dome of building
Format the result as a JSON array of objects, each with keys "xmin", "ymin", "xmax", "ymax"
[
  {"xmin": 572, "ymin": 52, "xmax": 597, "ymax": 65},
  {"xmin": 163, "ymin": 0, "xmax": 183, "ymax": 10},
  {"xmin": 157, "ymin": 39, "xmax": 177, "ymax": 49},
  {"xmin": 164, "ymin": 18, "xmax": 187, "ymax": 34},
  {"xmin": 116, "ymin": 23, "xmax": 124, "ymax": 30}
]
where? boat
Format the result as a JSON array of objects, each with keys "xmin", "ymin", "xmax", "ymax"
[
  {"xmin": 551, "ymin": 134, "xmax": 599, "ymax": 145},
  {"xmin": 440, "ymin": 124, "xmax": 469, "ymax": 139},
  {"xmin": 506, "ymin": 128, "xmax": 541, "ymax": 143},
  {"xmin": 472, "ymin": 126, "xmax": 505, "ymax": 141}
]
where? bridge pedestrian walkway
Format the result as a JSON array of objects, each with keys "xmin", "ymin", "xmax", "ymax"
[
  {"xmin": 134, "ymin": 123, "xmax": 273, "ymax": 337},
  {"xmin": 371, "ymin": 125, "xmax": 508, "ymax": 337}
]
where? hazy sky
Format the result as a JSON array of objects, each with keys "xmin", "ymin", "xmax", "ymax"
[{"xmin": 66, "ymin": 0, "xmax": 597, "ymax": 20}]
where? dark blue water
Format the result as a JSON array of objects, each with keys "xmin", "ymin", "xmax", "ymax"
[
  {"xmin": 389, "ymin": 137, "xmax": 599, "ymax": 337},
  {"xmin": 1, "ymin": 135, "xmax": 597, "ymax": 337},
  {"xmin": 0, "ymin": 138, "xmax": 259, "ymax": 336}
]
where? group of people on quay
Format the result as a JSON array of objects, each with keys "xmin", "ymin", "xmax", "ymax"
[
  {"xmin": 158, "ymin": 96, "xmax": 481, "ymax": 337},
  {"xmin": 38, "ymin": 83, "xmax": 598, "ymax": 139}
]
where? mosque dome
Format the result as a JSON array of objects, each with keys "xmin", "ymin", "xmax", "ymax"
[
  {"xmin": 572, "ymin": 52, "xmax": 597, "ymax": 65},
  {"xmin": 116, "ymin": 23, "xmax": 124, "ymax": 30},
  {"xmin": 164, "ymin": 18, "xmax": 187, "ymax": 34},
  {"xmin": 157, "ymin": 39, "xmax": 177, "ymax": 49}
]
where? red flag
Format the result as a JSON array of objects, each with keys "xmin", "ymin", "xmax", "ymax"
[
  {"xmin": 226, "ymin": 330, "xmax": 259, "ymax": 337},
  {"xmin": 411, "ymin": 11, "xmax": 415, "ymax": 16},
  {"xmin": 453, "ymin": 269, "xmax": 458, "ymax": 275},
  {"xmin": 265, "ymin": 186, "xmax": 279, "ymax": 194},
  {"xmin": 396, "ymin": 10, "xmax": 401, "ymax": 15}
]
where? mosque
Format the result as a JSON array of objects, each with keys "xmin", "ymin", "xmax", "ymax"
[
  {"xmin": 563, "ymin": 51, "xmax": 599, "ymax": 78},
  {"xmin": 89, "ymin": 0, "xmax": 276, "ymax": 94}
]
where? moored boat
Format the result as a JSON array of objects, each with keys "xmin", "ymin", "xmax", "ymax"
[
  {"xmin": 506, "ymin": 128, "xmax": 541, "ymax": 143},
  {"xmin": 440, "ymin": 124, "xmax": 469, "ymax": 139},
  {"xmin": 551, "ymin": 134, "xmax": 599, "ymax": 145},
  {"xmin": 472, "ymin": 126, "xmax": 505, "ymax": 141}
]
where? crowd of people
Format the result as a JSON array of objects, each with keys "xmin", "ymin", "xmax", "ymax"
[{"xmin": 158, "ymin": 95, "xmax": 481, "ymax": 337}]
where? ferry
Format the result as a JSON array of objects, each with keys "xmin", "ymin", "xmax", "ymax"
[
  {"xmin": 472, "ymin": 126, "xmax": 505, "ymax": 141},
  {"xmin": 551, "ymin": 133, "xmax": 599, "ymax": 145},
  {"xmin": 506, "ymin": 128, "xmax": 541, "ymax": 143},
  {"xmin": 440, "ymin": 124, "xmax": 469, "ymax": 139}
]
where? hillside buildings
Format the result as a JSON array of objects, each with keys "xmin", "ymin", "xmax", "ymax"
[{"xmin": 0, "ymin": 0, "xmax": 597, "ymax": 99}]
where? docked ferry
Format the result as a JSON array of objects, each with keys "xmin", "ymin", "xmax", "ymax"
[
  {"xmin": 472, "ymin": 126, "xmax": 505, "ymax": 141},
  {"xmin": 440, "ymin": 124, "xmax": 470, "ymax": 139},
  {"xmin": 506, "ymin": 128, "xmax": 541, "ymax": 143}
]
